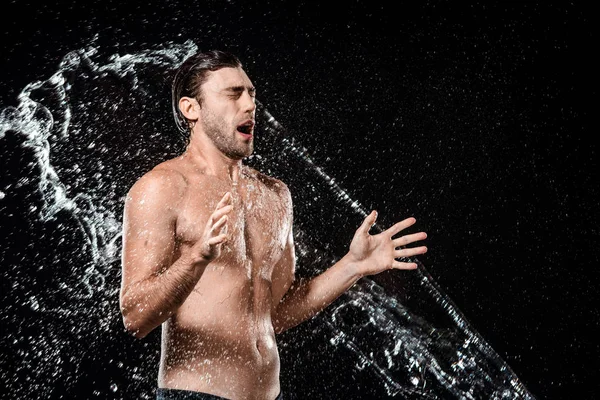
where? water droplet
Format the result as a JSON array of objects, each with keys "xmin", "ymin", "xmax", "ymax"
[{"xmin": 30, "ymin": 296, "xmax": 39, "ymax": 311}]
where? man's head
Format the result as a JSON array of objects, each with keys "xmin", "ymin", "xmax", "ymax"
[{"xmin": 172, "ymin": 50, "xmax": 256, "ymax": 158}]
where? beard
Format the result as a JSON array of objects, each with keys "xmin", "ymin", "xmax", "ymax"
[{"xmin": 199, "ymin": 107, "xmax": 254, "ymax": 160}]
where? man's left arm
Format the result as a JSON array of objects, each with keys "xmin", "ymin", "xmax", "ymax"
[{"xmin": 271, "ymin": 209, "xmax": 427, "ymax": 334}]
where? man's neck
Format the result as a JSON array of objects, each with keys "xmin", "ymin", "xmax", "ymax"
[{"xmin": 182, "ymin": 135, "xmax": 243, "ymax": 183}]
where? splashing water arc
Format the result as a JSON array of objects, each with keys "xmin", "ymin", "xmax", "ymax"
[{"xmin": 0, "ymin": 40, "xmax": 536, "ymax": 399}]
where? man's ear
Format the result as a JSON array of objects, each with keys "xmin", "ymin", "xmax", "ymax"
[{"xmin": 179, "ymin": 96, "xmax": 200, "ymax": 122}]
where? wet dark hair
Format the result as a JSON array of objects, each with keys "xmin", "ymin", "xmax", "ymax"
[{"xmin": 171, "ymin": 50, "xmax": 242, "ymax": 147}]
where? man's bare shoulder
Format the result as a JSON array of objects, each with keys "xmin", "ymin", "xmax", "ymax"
[
  {"xmin": 126, "ymin": 159, "xmax": 188, "ymax": 204},
  {"xmin": 246, "ymin": 166, "xmax": 291, "ymax": 198}
]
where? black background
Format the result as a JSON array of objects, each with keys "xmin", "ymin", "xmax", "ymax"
[{"xmin": 1, "ymin": 1, "xmax": 597, "ymax": 399}]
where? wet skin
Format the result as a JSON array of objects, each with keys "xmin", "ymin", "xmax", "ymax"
[
  {"xmin": 156, "ymin": 162, "xmax": 292, "ymax": 399},
  {"xmin": 120, "ymin": 65, "xmax": 293, "ymax": 399},
  {"xmin": 119, "ymin": 65, "xmax": 427, "ymax": 400}
]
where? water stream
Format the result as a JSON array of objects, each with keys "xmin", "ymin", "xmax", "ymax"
[{"xmin": 0, "ymin": 40, "xmax": 535, "ymax": 399}]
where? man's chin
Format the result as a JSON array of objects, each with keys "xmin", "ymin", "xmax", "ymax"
[{"xmin": 225, "ymin": 147, "xmax": 253, "ymax": 160}]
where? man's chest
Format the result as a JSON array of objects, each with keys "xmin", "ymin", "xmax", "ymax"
[{"xmin": 175, "ymin": 181, "xmax": 290, "ymax": 266}]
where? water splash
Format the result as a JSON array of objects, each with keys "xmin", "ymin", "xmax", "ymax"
[
  {"xmin": 0, "ymin": 40, "xmax": 535, "ymax": 399},
  {"xmin": 257, "ymin": 104, "xmax": 533, "ymax": 399}
]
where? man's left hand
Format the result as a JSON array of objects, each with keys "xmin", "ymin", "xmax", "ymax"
[{"xmin": 348, "ymin": 211, "xmax": 427, "ymax": 277}]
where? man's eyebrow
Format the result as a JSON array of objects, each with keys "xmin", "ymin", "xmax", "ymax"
[{"xmin": 223, "ymin": 85, "xmax": 256, "ymax": 93}]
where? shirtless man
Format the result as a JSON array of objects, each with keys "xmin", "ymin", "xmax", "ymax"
[{"xmin": 119, "ymin": 50, "xmax": 428, "ymax": 400}]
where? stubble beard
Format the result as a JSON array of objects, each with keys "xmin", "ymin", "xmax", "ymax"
[{"xmin": 200, "ymin": 108, "xmax": 254, "ymax": 160}]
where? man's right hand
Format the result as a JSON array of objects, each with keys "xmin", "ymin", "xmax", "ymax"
[{"xmin": 193, "ymin": 191, "xmax": 233, "ymax": 263}]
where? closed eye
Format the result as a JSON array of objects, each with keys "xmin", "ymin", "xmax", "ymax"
[{"xmin": 224, "ymin": 86, "xmax": 256, "ymax": 99}]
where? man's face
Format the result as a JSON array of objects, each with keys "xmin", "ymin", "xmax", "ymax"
[{"xmin": 197, "ymin": 67, "xmax": 256, "ymax": 160}]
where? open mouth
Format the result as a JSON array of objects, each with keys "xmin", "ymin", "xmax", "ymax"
[{"xmin": 237, "ymin": 120, "xmax": 254, "ymax": 137}]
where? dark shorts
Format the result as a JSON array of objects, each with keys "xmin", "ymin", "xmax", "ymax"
[{"xmin": 156, "ymin": 388, "xmax": 283, "ymax": 400}]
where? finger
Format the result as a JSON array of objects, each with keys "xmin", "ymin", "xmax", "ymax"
[
  {"xmin": 384, "ymin": 217, "xmax": 416, "ymax": 238},
  {"xmin": 208, "ymin": 233, "xmax": 228, "ymax": 246},
  {"xmin": 215, "ymin": 192, "xmax": 232, "ymax": 210},
  {"xmin": 359, "ymin": 210, "xmax": 378, "ymax": 234},
  {"xmin": 210, "ymin": 204, "xmax": 234, "ymax": 224},
  {"xmin": 394, "ymin": 246, "xmax": 427, "ymax": 258},
  {"xmin": 391, "ymin": 260, "xmax": 418, "ymax": 270},
  {"xmin": 211, "ymin": 215, "xmax": 228, "ymax": 233},
  {"xmin": 393, "ymin": 232, "xmax": 427, "ymax": 248}
]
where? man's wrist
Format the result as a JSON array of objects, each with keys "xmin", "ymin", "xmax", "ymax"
[
  {"xmin": 340, "ymin": 253, "xmax": 366, "ymax": 281},
  {"xmin": 179, "ymin": 252, "xmax": 210, "ymax": 277}
]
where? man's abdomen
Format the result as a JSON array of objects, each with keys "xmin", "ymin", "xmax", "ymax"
[{"xmin": 158, "ymin": 273, "xmax": 280, "ymax": 399}]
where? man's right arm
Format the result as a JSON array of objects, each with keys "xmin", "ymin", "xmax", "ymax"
[{"xmin": 119, "ymin": 169, "xmax": 231, "ymax": 338}]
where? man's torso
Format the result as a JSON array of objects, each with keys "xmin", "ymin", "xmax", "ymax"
[{"xmin": 155, "ymin": 159, "xmax": 291, "ymax": 399}]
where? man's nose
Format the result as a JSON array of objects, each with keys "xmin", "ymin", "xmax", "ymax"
[{"xmin": 240, "ymin": 92, "xmax": 256, "ymax": 113}]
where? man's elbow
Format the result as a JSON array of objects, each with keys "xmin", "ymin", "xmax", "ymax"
[
  {"xmin": 120, "ymin": 296, "xmax": 153, "ymax": 339},
  {"xmin": 272, "ymin": 306, "xmax": 297, "ymax": 335},
  {"xmin": 272, "ymin": 317, "xmax": 285, "ymax": 335},
  {"xmin": 121, "ymin": 312, "xmax": 151, "ymax": 339},
  {"xmin": 120, "ymin": 288, "xmax": 150, "ymax": 338},
  {"xmin": 272, "ymin": 323, "xmax": 286, "ymax": 335}
]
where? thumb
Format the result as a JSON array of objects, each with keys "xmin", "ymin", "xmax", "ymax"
[{"xmin": 359, "ymin": 210, "xmax": 378, "ymax": 234}]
